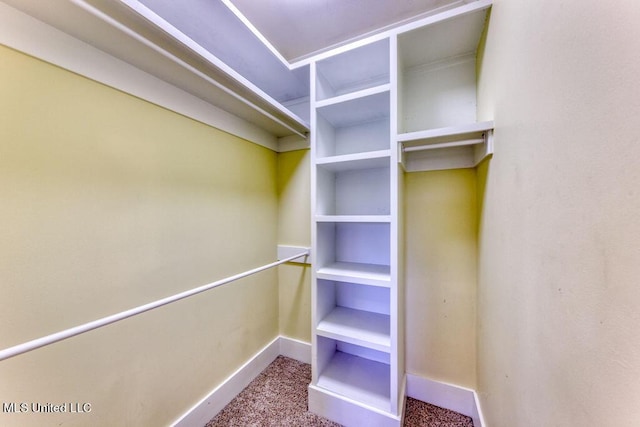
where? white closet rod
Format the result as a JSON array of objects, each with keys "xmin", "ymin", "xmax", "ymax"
[
  {"xmin": 402, "ymin": 138, "xmax": 485, "ymax": 152},
  {"xmin": 0, "ymin": 251, "xmax": 309, "ymax": 362}
]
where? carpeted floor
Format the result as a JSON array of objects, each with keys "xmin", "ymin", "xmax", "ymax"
[{"xmin": 205, "ymin": 356, "xmax": 473, "ymax": 427}]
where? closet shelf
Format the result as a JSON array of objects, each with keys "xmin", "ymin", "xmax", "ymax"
[
  {"xmin": 316, "ymin": 84, "xmax": 390, "ymax": 109},
  {"xmin": 315, "ymin": 215, "xmax": 391, "ymax": 223},
  {"xmin": 317, "ymin": 262, "xmax": 391, "ymax": 287},
  {"xmin": 316, "ymin": 351, "xmax": 391, "ymax": 412},
  {"xmin": 398, "ymin": 121, "xmax": 494, "ymax": 173},
  {"xmin": 317, "ymin": 307, "xmax": 391, "ymax": 352},
  {"xmin": 315, "ymin": 150, "xmax": 390, "ymax": 171},
  {"xmin": 317, "ymin": 90, "xmax": 389, "ymax": 129},
  {"xmin": 397, "ymin": 120, "xmax": 494, "ymax": 144}
]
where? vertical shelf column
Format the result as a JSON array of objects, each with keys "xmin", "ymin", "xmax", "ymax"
[{"xmin": 308, "ymin": 37, "xmax": 404, "ymax": 427}]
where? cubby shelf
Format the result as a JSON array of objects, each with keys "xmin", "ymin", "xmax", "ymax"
[
  {"xmin": 316, "ymin": 38, "xmax": 390, "ymax": 101},
  {"xmin": 317, "ymin": 262, "xmax": 391, "ymax": 287},
  {"xmin": 315, "ymin": 215, "xmax": 391, "ymax": 223},
  {"xmin": 316, "ymin": 150, "xmax": 390, "ymax": 171},
  {"xmin": 317, "ymin": 306, "xmax": 391, "ymax": 352},
  {"xmin": 316, "ymin": 351, "xmax": 391, "ymax": 412},
  {"xmin": 316, "ymin": 83, "xmax": 391, "ymax": 109}
]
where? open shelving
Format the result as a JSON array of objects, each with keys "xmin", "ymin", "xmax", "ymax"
[
  {"xmin": 310, "ymin": 32, "xmax": 403, "ymax": 427},
  {"xmin": 397, "ymin": 6, "xmax": 493, "ymax": 172},
  {"xmin": 310, "ymin": 3, "xmax": 493, "ymax": 425}
]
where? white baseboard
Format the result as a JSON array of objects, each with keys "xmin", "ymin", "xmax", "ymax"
[
  {"xmin": 171, "ymin": 336, "xmax": 310, "ymax": 426},
  {"xmin": 406, "ymin": 373, "xmax": 482, "ymax": 425},
  {"xmin": 471, "ymin": 390, "xmax": 486, "ymax": 427},
  {"xmin": 171, "ymin": 337, "xmax": 280, "ymax": 426},
  {"xmin": 278, "ymin": 336, "xmax": 312, "ymax": 363},
  {"xmin": 308, "ymin": 384, "xmax": 402, "ymax": 427},
  {"xmin": 172, "ymin": 340, "xmax": 486, "ymax": 427}
]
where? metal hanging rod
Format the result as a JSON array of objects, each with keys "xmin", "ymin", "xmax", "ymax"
[{"xmin": 0, "ymin": 250, "xmax": 309, "ymax": 362}]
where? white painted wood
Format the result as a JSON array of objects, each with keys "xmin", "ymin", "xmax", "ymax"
[
  {"xmin": 397, "ymin": 120, "xmax": 495, "ymax": 142},
  {"xmin": 278, "ymin": 336, "xmax": 312, "ymax": 364},
  {"xmin": 317, "ymin": 262, "xmax": 391, "ymax": 288},
  {"xmin": 0, "ymin": 1, "xmax": 279, "ymax": 150},
  {"xmin": 317, "ymin": 307, "xmax": 391, "ymax": 352},
  {"xmin": 400, "ymin": 53, "xmax": 477, "ymax": 133},
  {"xmin": 403, "ymin": 138, "xmax": 484, "ymax": 152},
  {"xmin": 315, "ymin": 215, "xmax": 391, "ymax": 223},
  {"xmin": 388, "ymin": 31, "xmax": 405, "ymax": 416},
  {"xmin": 316, "ymin": 222, "xmax": 391, "ymax": 267},
  {"xmin": 398, "ymin": 12, "xmax": 487, "ymax": 70},
  {"xmin": 336, "ymin": 281, "xmax": 390, "ymax": 315},
  {"xmin": 71, "ymin": 0, "xmax": 308, "ymax": 138},
  {"xmin": 277, "ymin": 245, "xmax": 311, "ymax": 264},
  {"xmin": 172, "ymin": 337, "xmax": 280, "ymax": 427},
  {"xmin": 318, "ymin": 279, "xmax": 391, "ymax": 315},
  {"xmin": 308, "ymin": 384, "xmax": 401, "ymax": 427},
  {"xmin": 315, "ymin": 38, "xmax": 390, "ymax": 99},
  {"xmin": 317, "ymin": 90, "xmax": 390, "ymax": 129},
  {"xmin": 316, "ymin": 351, "xmax": 391, "ymax": 411},
  {"xmin": 316, "ymin": 84, "xmax": 391, "ymax": 109},
  {"xmin": 316, "ymin": 166, "xmax": 390, "ymax": 215},
  {"xmin": 289, "ymin": 0, "xmax": 491, "ymax": 68},
  {"xmin": 405, "ymin": 373, "xmax": 476, "ymax": 418},
  {"xmin": 316, "ymin": 150, "xmax": 391, "ymax": 170},
  {"xmin": 399, "ymin": 122, "xmax": 494, "ymax": 172},
  {"xmin": 472, "ymin": 391, "xmax": 486, "ymax": 427},
  {"xmin": 404, "ymin": 145, "xmax": 478, "ymax": 172},
  {"xmin": 334, "ymin": 223, "xmax": 390, "ymax": 265}
]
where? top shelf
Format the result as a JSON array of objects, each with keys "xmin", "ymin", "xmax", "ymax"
[{"xmin": 316, "ymin": 38, "xmax": 390, "ymax": 101}]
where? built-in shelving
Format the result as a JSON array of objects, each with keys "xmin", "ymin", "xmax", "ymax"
[
  {"xmin": 396, "ymin": 6, "xmax": 493, "ymax": 172},
  {"xmin": 317, "ymin": 306, "xmax": 390, "ymax": 352},
  {"xmin": 310, "ymin": 33, "xmax": 401, "ymax": 426},
  {"xmin": 316, "ymin": 348, "xmax": 391, "ymax": 411},
  {"xmin": 316, "ymin": 38, "xmax": 390, "ymax": 101},
  {"xmin": 317, "ymin": 262, "xmax": 391, "ymax": 287},
  {"xmin": 399, "ymin": 121, "xmax": 494, "ymax": 172},
  {"xmin": 310, "ymin": 3, "xmax": 492, "ymax": 425},
  {"xmin": 315, "ymin": 215, "xmax": 391, "ymax": 223}
]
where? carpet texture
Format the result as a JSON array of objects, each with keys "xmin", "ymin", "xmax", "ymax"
[{"xmin": 205, "ymin": 356, "xmax": 473, "ymax": 427}]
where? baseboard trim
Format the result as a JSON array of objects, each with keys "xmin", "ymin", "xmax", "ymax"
[
  {"xmin": 171, "ymin": 337, "xmax": 280, "ymax": 426},
  {"xmin": 406, "ymin": 373, "xmax": 478, "ymax": 421},
  {"xmin": 308, "ymin": 384, "xmax": 402, "ymax": 427},
  {"xmin": 172, "ymin": 340, "xmax": 486, "ymax": 427},
  {"xmin": 278, "ymin": 336, "xmax": 312, "ymax": 364},
  {"xmin": 171, "ymin": 336, "xmax": 311, "ymax": 426},
  {"xmin": 471, "ymin": 390, "xmax": 486, "ymax": 427}
]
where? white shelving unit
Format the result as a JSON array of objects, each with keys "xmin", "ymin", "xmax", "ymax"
[
  {"xmin": 397, "ymin": 5, "xmax": 493, "ymax": 172},
  {"xmin": 309, "ymin": 3, "xmax": 492, "ymax": 426},
  {"xmin": 309, "ymin": 36, "xmax": 404, "ymax": 427}
]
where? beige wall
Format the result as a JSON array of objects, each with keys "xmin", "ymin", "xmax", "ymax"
[
  {"xmin": 0, "ymin": 45, "xmax": 279, "ymax": 426},
  {"xmin": 404, "ymin": 170, "xmax": 477, "ymax": 389},
  {"xmin": 476, "ymin": 1, "xmax": 640, "ymax": 425},
  {"xmin": 276, "ymin": 149, "xmax": 312, "ymax": 342}
]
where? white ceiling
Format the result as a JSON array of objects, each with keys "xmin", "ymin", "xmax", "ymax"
[{"xmin": 228, "ymin": 0, "xmax": 468, "ymax": 62}]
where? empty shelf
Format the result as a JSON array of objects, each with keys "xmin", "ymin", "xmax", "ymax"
[
  {"xmin": 317, "ymin": 307, "xmax": 390, "ymax": 352},
  {"xmin": 315, "ymin": 215, "xmax": 391, "ymax": 223},
  {"xmin": 317, "ymin": 351, "xmax": 390, "ymax": 412},
  {"xmin": 317, "ymin": 262, "xmax": 391, "ymax": 287}
]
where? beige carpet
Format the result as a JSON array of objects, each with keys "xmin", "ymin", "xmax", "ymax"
[{"xmin": 205, "ymin": 356, "xmax": 473, "ymax": 427}]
